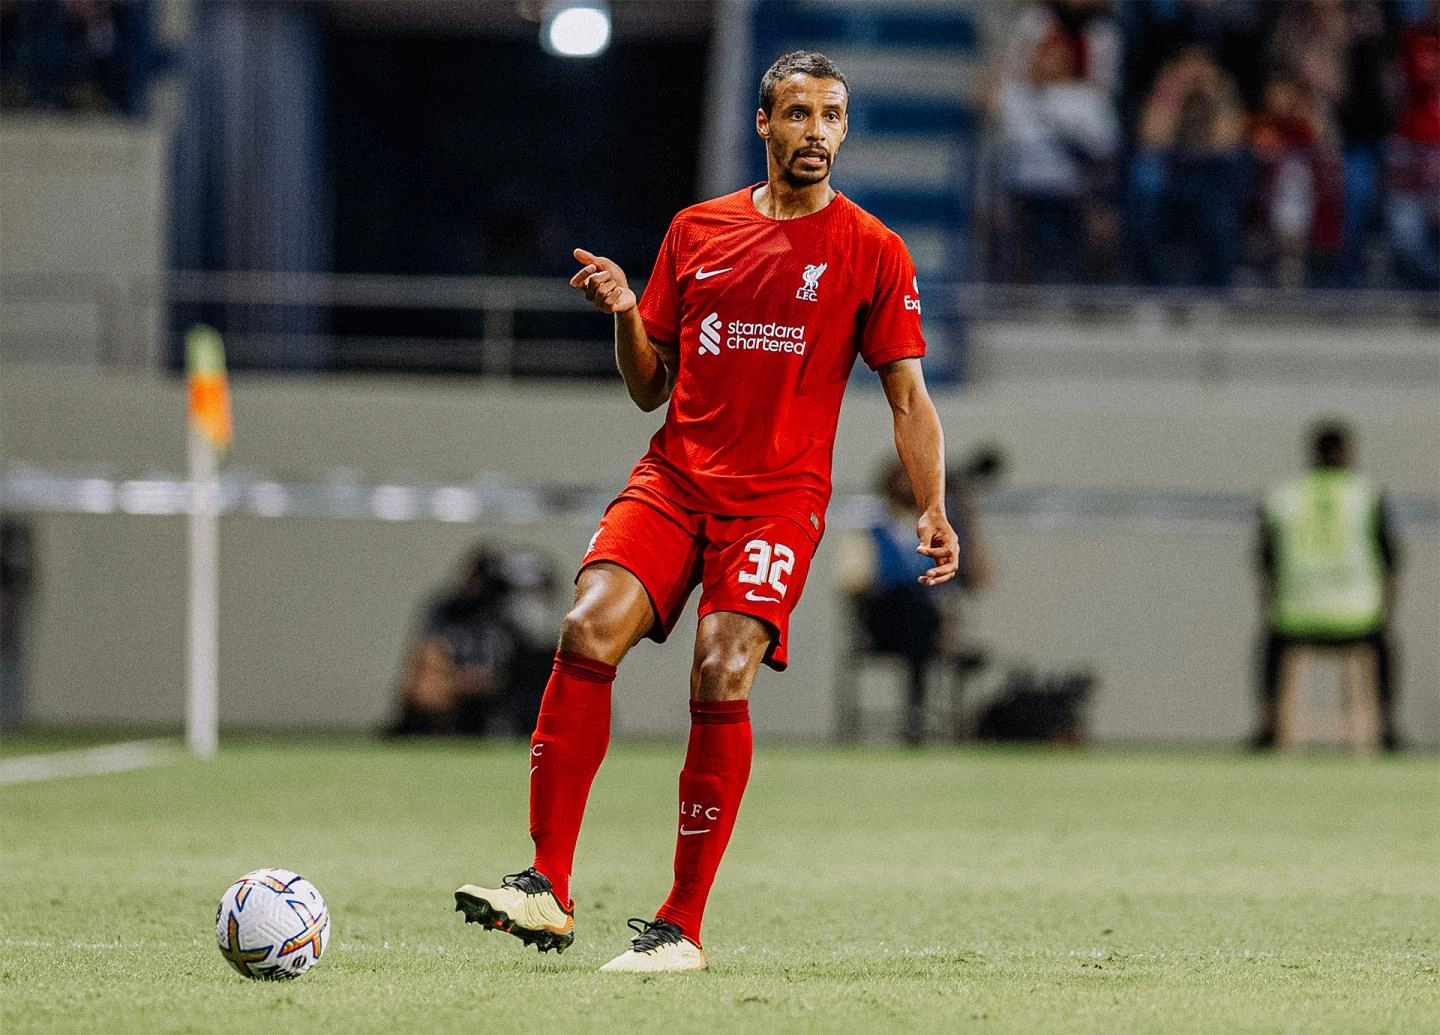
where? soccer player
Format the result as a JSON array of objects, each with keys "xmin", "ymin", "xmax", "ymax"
[{"xmin": 455, "ymin": 50, "xmax": 959, "ymax": 972}]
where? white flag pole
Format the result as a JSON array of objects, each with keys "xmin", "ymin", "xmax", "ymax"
[{"xmin": 186, "ymin": 426, "xmax": 220, "ymax": 757}]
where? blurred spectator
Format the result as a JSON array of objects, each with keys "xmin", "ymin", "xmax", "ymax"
[
  {"xmin": 1245, "ymin": 70, "xmax": 1343, "ymax": 286},
  {"xmin": 1386, "ymin": 13, "xmax": 1440, "ymax": 289},
  {"xmin": 1254, "ymin": 0, "xmax": 1355, "ymax": 284},
  {"xmin": 1120, "ymin": 0, "xmax": 1272, "ymax": 122},
  {"xmin": 1002, "ymin": 0, "xmax": 1124, "ymax": 97},
  {"xmin": 992, "ymin": 3, "xmax": 1123, "ymax": 283},
  {"xmin": 389, "ymin": 545, "xmax": 557, "ymax": 737},
  {"xmin": 0, "ymin": 0, "xmax": 156, "ymax": 116},
  {"xmin": 1001, "ymin": 0, "xmax": 1429, "ymax": 289},
  {"xmin": 1252, "ymin": 420, "xmax": 1403, "ymax": 750},
  {"xmin": 1333, "ymin": 1, "xmax": 1406, "ymax": 287},
  {"xmin": 838, "ymin": 451, "xmax": 1000, "ymax": 745},
  {"xmin": 0, "ymin": 518, "xmax": 38, "ymax": 731},
  {"xmin": 1268, "ymin": 0, "xmax": 1351, "ymax": 114},
  {"xmin": 1130, "ymin": 45, "xmax": 1250, "ymax": 286}
]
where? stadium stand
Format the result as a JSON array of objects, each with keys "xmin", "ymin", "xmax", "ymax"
[
  {"xmin": 747, "ymin": 1, "xmax": 982, "ymax": 279},
  {"xmin": 0, "ymin": 1, "xmax": 1436, "ymax": 747},
  {"xmin": 743, "ymin": 0, "xmax": 986, "ymax": 380}
]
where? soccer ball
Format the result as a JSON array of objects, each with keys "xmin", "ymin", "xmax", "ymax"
[{"xmin": 215, "ymin": 867, "xmax": 330, "ymax": 980}]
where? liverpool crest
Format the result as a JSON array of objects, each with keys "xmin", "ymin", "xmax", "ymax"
[{"xmin": 796, "ymin": 262, "xmax": 828, "ymax": 302}]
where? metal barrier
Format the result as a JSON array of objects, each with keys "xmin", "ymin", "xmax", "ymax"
[
  {"xmin": 4, "ymin": 465, "xmax": 1436, "ymax": 536},
  {"xmin": 1, "ymin": 270, "xmax": 1436, "ymax": 383}
]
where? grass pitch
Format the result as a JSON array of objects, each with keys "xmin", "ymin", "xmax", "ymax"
[{"xmin": 1, "ymin": 735, "xmax": 1435, "ymax": 1034}]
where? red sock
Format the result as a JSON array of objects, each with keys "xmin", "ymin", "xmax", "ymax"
[
  {"xmin": 529, "ymin": 649, "xmax": 615, "ymax": 909},
  {"xmin": 656, "ymin": 699, "xmax": 752, "ymax": 945}
]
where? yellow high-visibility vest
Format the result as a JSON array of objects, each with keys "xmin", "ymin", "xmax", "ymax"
[{"xmin": 1265, "ymin": 470, "xmax": 1385, "ymax": 637}]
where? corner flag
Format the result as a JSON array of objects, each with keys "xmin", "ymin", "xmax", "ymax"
[
  {"xmin": 185, "ymin": 324, "xmax": 228, "ymax": 757},
  {"xmin": 186, "ymin": 325, "xmax": 233, "ymax": 450}
]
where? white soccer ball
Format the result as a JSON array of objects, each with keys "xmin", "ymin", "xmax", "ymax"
[{"xmin": 215, "ymin": 867, "xmax": 331, "ymax": 980}]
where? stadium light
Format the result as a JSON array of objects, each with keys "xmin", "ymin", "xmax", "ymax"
[{"xmin": 541, "ymin": 1, "xmax": 611, "ymax": 58}]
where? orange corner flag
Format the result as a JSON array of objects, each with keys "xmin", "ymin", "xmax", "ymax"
[{"xmin": 186, "ymin": 325, "xmax": 233, "ymax": 450}]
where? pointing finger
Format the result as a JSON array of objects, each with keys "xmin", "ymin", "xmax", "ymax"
[{"xmin": 575, "ymin": 247, "xmax": 613, "ymax": 271}]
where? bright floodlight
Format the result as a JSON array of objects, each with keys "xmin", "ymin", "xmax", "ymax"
[{"xmin": 542, "ymin": 2, "xmax": 611, "ymax": 58}]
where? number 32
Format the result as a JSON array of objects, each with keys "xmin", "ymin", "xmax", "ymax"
[{"xmin": 738, "ymin": 539, "xmax": 794, "ymax": 596}]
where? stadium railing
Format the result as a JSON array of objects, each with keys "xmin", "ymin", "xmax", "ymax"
[{"xmin": 0, "ymin": 270, "xmax": 1436, "ymax": 385}]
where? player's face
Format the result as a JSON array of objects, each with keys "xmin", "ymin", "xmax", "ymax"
[{"xmin": 757, "ymin": 74, "xmax": 848, "ymax": 188}]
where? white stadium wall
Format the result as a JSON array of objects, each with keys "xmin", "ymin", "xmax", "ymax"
[
  {"xmin": 2, "ymin": 367, "xmax": 1436, "ymax": 746},
  {"xmin": 0, "ymin": 119, "xmax": 172, "ymax": 370}
]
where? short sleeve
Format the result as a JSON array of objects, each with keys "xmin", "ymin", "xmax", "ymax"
[
  {"xmin": 859, "ymin": 231, "xmax": 926, "ymax": 370},
  {"xmin": 637, "ymin": 219, "xmax": 682, "ymax": 347}
]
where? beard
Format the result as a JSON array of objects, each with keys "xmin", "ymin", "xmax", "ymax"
[{"xmin": 771, "ymin": 139, "xmax": 832, "ymax": 188}]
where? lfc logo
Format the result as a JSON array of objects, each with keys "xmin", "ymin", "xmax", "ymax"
[{"xmin": 796, "ymin": 262, "xmax": 828, "ymax": 302}]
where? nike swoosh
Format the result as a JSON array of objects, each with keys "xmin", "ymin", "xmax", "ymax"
[
  {"xmin": 745, "ymin": 590, "xmax": 782, "ymax": 603},
  {"xmin": 679, "ymin": 827, "xmax": 711, "ymax": 836},
  {"xmin": 695, "ymin": 266, "xmax": 733, "ymax": 280}
]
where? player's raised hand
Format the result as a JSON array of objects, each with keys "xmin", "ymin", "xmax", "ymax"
[
  {"xmin": 571, "ymin": 248, "xmax": 637, "ymax": 314},
  {"xmin": 914, "ymin": 511, "xmax": 960, "ymax": 586}
]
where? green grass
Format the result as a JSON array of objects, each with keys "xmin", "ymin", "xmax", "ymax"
[{"xmin": 1, "ymin": 737, "xmax": 1436, "ymax": 1034}]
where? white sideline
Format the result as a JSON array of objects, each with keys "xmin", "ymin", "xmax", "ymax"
[{"xmin": 0, "ymin": 738, "xmax": 180, "ymax": 786}]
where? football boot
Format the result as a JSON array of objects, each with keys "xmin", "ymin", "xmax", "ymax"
[
  {"xmin": 454, "ymin": 867, "xmax": 574, "ymax": 954},
  {"xmin": 598, "ymin": 917, "xmax": 706, "ymax": 973}
]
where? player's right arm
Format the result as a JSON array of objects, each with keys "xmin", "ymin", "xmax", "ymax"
[{"xmin": 570, "ymin": 247, "xmax": 677, "ymax": 412}]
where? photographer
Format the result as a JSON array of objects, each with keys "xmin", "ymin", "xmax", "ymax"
[
  {"xmin": 388, "ymin": 545, "xmax": 557, "ymax": 737},
  {"xmin": 839, "ymin": 448, "xmax": 1002, "ymax": 744}
]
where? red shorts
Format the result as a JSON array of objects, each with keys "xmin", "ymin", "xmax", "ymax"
[{"xmin": 579, "ymin": 490, "xmax": 817, "ymax": 670}]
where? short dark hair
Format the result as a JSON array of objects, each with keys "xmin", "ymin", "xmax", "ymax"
[
  {"xmin": 1310, "ymin": 419, "xmax": 1351, "ymax": 467},
  {"xmin": 759, "ymin": 50, "xmax": 849, "ymax": 116}
]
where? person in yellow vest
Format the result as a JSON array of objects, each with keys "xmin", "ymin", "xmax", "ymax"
[{"xmin": 1252, "ymin": 420, "xmax": 1403, "ymax": 750}]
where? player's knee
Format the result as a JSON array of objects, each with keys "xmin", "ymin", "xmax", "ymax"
[
  {"xmin": 560, "ymin": 605, "xmax": 628, "ymax": 660},
  {"xmin": 693, "ymin": 650, "xmax": 754, "ymax": 701}
]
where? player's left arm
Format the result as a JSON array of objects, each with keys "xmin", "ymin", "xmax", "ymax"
[{"xmin": 878, "ymin": 358, "xmax": 959, "ymax": 586}]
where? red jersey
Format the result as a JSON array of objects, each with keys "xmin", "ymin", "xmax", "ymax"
[{"xmin": 629, "ymin": 184, "xmax": 926, "ymax": 540}]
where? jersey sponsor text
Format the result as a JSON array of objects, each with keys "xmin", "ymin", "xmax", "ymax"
[{"xmin": 701, "ymin": 313, "xmax": 808, "ymax": 356}]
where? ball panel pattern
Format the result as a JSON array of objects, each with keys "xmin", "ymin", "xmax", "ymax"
[{"xmin": 215, "ymin": 867, "xmax": 330, "ymax": 980}]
